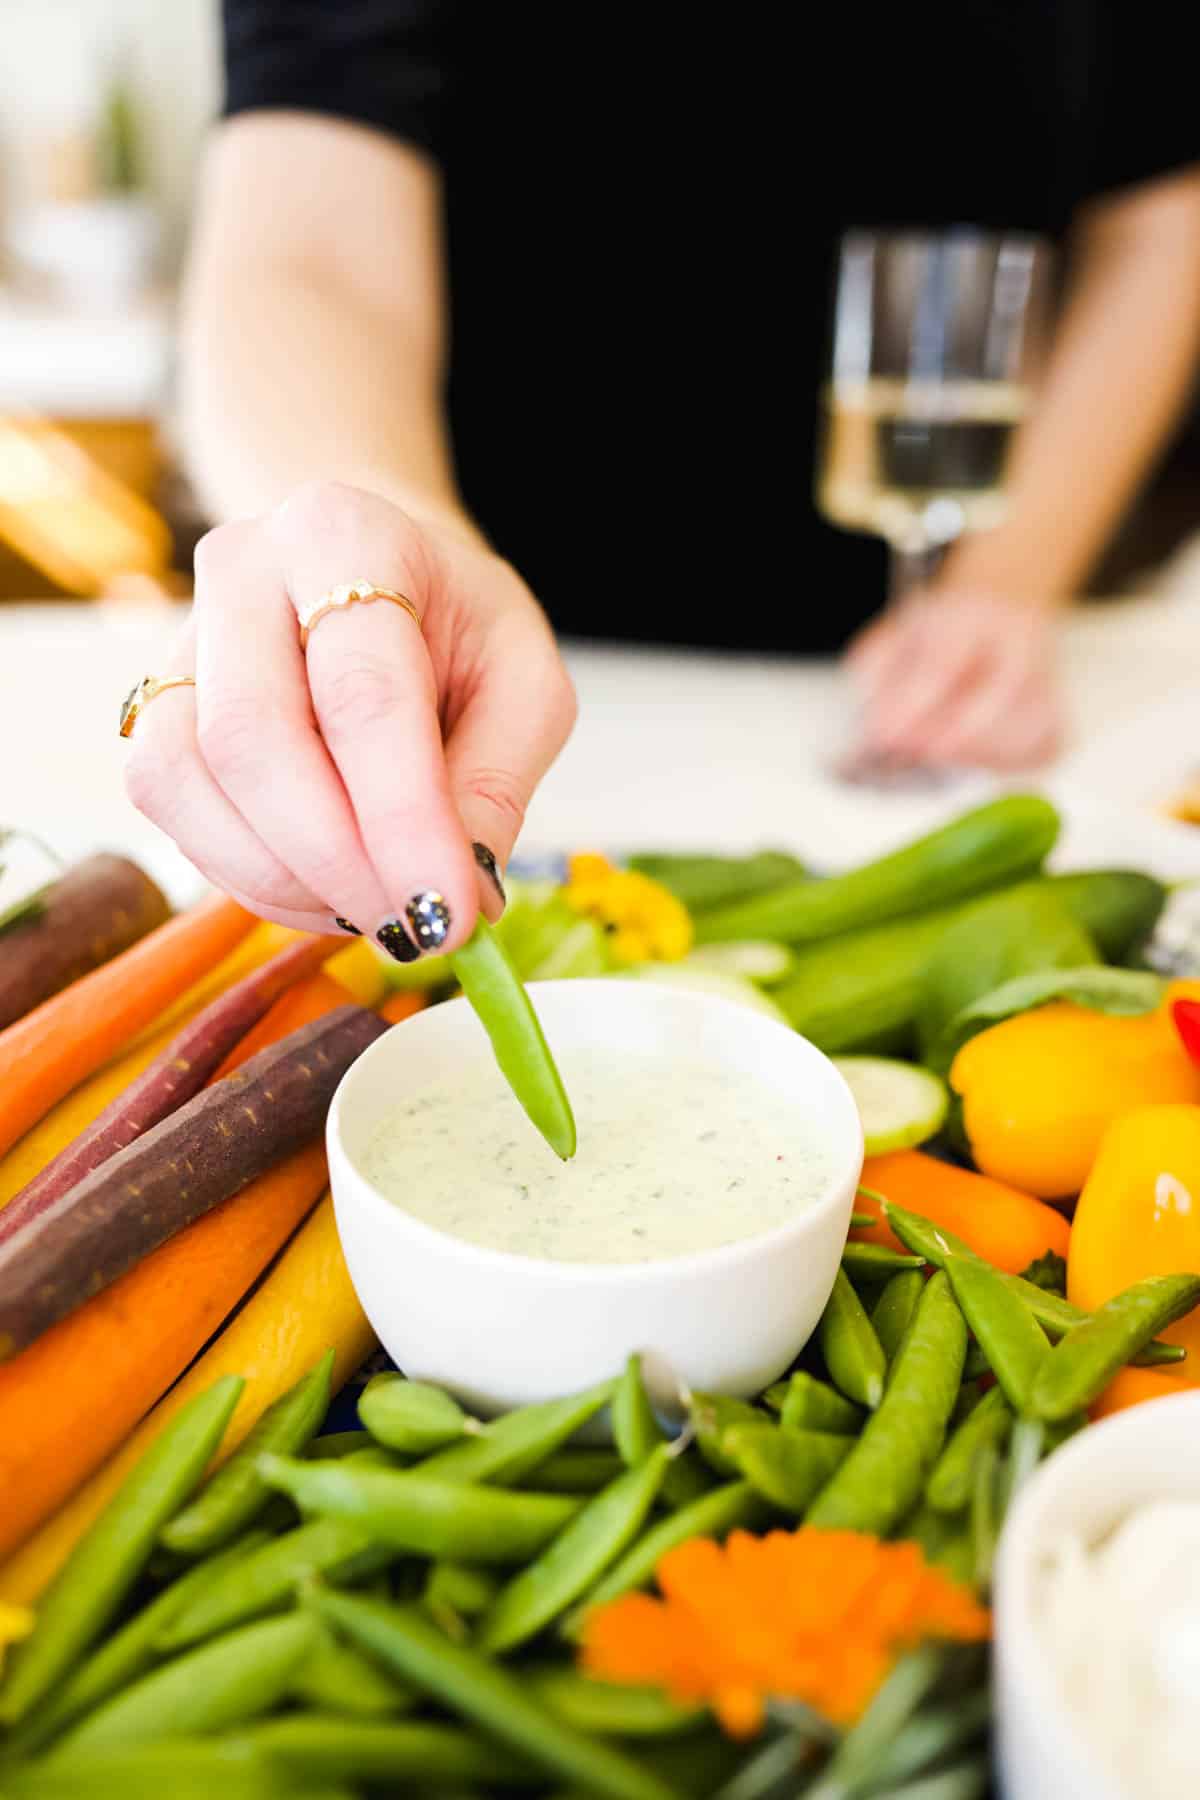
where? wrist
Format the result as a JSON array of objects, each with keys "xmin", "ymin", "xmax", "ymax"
[{"xmin": 934, "ymin": 528, "xmax": 1076, "ymax": 612}]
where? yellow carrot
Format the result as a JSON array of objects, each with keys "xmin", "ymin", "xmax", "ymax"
[{"xmin": 0, "ymin": 1196, "xmax": 374, "ymax": 1606}]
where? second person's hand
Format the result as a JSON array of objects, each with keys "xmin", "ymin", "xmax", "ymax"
[{"xmin": 125, "ymin": 482, "xmax": 577, "ymax": 959}]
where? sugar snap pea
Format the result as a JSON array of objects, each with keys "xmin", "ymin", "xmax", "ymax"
[
  {"xmin": 450, "ymin": 917, "xmax": 576, "ymax": 1160},
  {"xmin": 807, "ymin": 1272, "xmax": 966, "ymax": 1533},
  {"xmin": 722, "ymin": 1423, "xmax": 852, "ymax": 1513},
  {"xmin": 55, "ymin": 1613, "xmax": 318, "ymax": 1751},
  {"xmin": 419, "ymin": 1379, "xmax": 617, "ymax": 1485},
  {"xmin": 803, "ymin": 1644, "xmax": 947, "ymax": 1800},
  {"xmin": 424, "ymin": 1562, "xmax": 501, "ymax": 1640},
  {"xmin": 259, "ymin": 1454, "xmax": 583, "ymax": 1565},
  {"xmin": 612, "ymin": 1354, "xmax": 662, "ymax": 1465},
  {"xmin": 518, "ymin": 1449, "xmax": 625, "ymax": 1493},
  {"xmin": 842, "ymin": 1243, "xmax": 926, "ymax": 1281},
  {"xmin": 969, "ymin": 1439, "xmax": 1001, "ymax": 1590},
  {"xmin": 925, "ymin": 1386, "xmax": 1013, "ymax": 1515},
  {"xmin": 524, "ymin": 1664, "xmax": 705, "ymax": 1737},
  {"xmin": 226, "ymin": 1715, "xmax": 536, "ymax": 1787},
  {"xmin": 871, "ymin": 1269, "xmax": 926, "ymax": 1365},
  {"xmin": 874, "ymin": 1756, "xmax": 990, "ymax": 1800},
  {"xmin": 895, "ymin": 1499, "xmax": 959, "ymax": 1565},
  {"xmin": 0, "ymin": 1375, "xmax": 244, "ymax": 1727},
  {"xmin": 478, "ymin": 1445, "xmax": 670, "ymax": 1653},
  {"xmin": 0, "ymin": 1739, "xmax": 347, "ymax": 1800},
  {"xmin": 870, "ymin": 1689, "xmax": 991, "ymax": 1790},
  {"xmin": 998, "ymin": 1416, "xmax": 1047, "ymax": 1519},
  {"xmin": 312, "ymin": 1590, "xmax": 676, "ymax": 1800},
  {"xmin": 162, "ymin": 1353, "xmax": 333, "ymax": 1557},
  {"xmin": 819, "ymin": 1269, "xmax": 887, "ymax": 1409},
  {"xmin": 305, "ymin": 1430, "xmax": 373, "ymax": 1460},
  {"xmin": 289, "ymin": 1626, "xmax": 416, "ymax": 1716},
  {"xmin": 945, "ymin": 1255, "xmax": 1048, "ymax": 1414},
  {"xmin": 563, "ymin": 1480, "xmax": 773, "ymax": 1637},
  {"xmin": 689, "ymin": 1392, "xmax": 766, "ymax": 1475},
  {"xmin": 358, "ymin": 1373, "xmax": 472, "ymax": 1454},
  {"xmin": 776, "ymin": 1370, "xmax": 862, "ymax": 1435},
  {"xmin": 1030, "ymin": 1273, "xmax": 1200, "ymax": 1421}
]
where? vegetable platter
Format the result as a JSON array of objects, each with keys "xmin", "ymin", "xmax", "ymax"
[{"xmin": 0, "ymin": 795, "xmax": 1199, "ymax": 1798}]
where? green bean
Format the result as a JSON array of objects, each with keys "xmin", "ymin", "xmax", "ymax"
[
  {"xmin": 807, "ymin": 1272, "xmax": 966, "ymax": 1533},
  {"xmin": 659, "ymin": 1450, "xmax": 716, "ymax": 1510},
  {"xmin": 289, "ymin": 1627, "xmax": 416, "ymax": 1716},
  {"xmin": 945, "ymin": 1255, "xmax": 1049, "ymax": 1413},
  {"xmin": 842, "ymin": 1243, "xmax": 926, "ymax": 1281},
  {"xmin": 358, "ymin": 1372, "xmax": 471, "ymax": 1454},
  {"xmin": 612, "ymin": 1354, "xmax": 662, "ymax": 1465},
  {"xmin": 6, "ymin": 1529, "xmax": 272, "ymax": 1757},
  {"xmin": 518, "ymin": 1450, "xmax": 626, "ymax": 1493},
  {"xmin": 876, "ymin": 1756, "xmax": 990, "ymax": 1800},
  {"xmin": 925, "ymin": 1386, "xmax": 1013, "ymax": 1515},
  {"xmin": 450, "ymin": 917, "xmax": 576, "ymax": 1159},
  {"xmin": 969, "ymin": 1440, "xmax": 1001, "ymax": 1590},
  {"xmin": 803, "ymin": 1645, "xmax": 946, "ymax": 1800},
  {"xmin": 260, "ymin": 1455, "xmax": 585, "ymax": 1566},
  {"xmin": 419, "ymin": 1379, "xmax": 617, "ymax": 1485},
  {"xmin": 226, "ymin": 1715, "xmax": 536, "ymax": 1787},
  {"xmin": 0, "ymin": 1739, "xmax": 347, "ymax": 1800},
  {"xmin": 885, "ymin": 1202, "xmax": 1186, "ymax": 1365},
  {"xmin": 1031, "ymin": 1273, "xmax": 1200, "ymax": 1420},
  {"xmin": 157, "ymin": 1516, "xmax": 383, "ymax": 1651},
  {"xmin": 162, "ymin": 1353, "xmax": 333, "ymax": 1558},
  {"xmin": 819, "ymin": 1269, "xmax": 887, "ymax": 1408},
  {"xmin": 313, "ymin": 1590, "xmax": 676, "ymax": 1800},
  {"xmin": 870, "ymin": 1690, "xmax": 991, "ymax": 1790},
  {"xmin": 563, "ymin": 1481, "xmax": 773, "ymax": 1638},
  {"xmin": 524, "ymin": 1664, "xmax": 705, "ymax": 1737},
  {"xmin": 305, "ymin": 1430, "xmax": 373, "ymax": 1460},
  {"xmin": 870, "ymin": 1270, "xmax": 926, "ymax": 1365},
  {"xmin": 722, "ymin": 1423, "xmax": 851, "ymax": 1513},
  {"xmin": 689, "ymin": 1392, "xmax": 766, "ymax": 1475},
  {"xmin": 0, "ymin": 1375, "xmax": 243, "ymax": 1727},
  {"xmin": 850, "ymin": 1212, "xmax": 877, "ymax": 1229},
  {"xmin": 478, "ymin": 1446, "xmax": 670, "ymax": 1653},
  {"xmin": 775, "ymin": 1370, "xmax": 862, "ymax": 1435},
  {"xmin": 55, "ymin": 1613, "xmax": 318, "ymax": 1752}
]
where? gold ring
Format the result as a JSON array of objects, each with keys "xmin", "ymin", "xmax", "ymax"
[
  {"xmin": 297, "ymin": 581, "xmax": 422, "ymax": 651},
  {"xmin": 118, "ymin": 674, "xmax": 196, "ymax": 739}
]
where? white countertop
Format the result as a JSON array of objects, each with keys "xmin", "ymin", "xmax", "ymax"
[{"xmin": 2, "ymin": 593, "xmax": 1199, "ymax": 907}]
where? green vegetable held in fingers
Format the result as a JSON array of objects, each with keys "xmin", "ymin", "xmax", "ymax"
[
  {"xmin": 871, "ymin": 1270, "xmax": 926, "ymax": 1365},
  {"xmin": 819, "ymin": 1269, "xmax": 888, "ymax": 1409},
  {"xmin": 772, "ymin": 1370, "xmax": 862, "ymax": 1435},
  {"xmin": 161, "ymin": 1351, "xmax": 333, "ymax": 1557},
  {"xmin": 806, "ymin": 1272, "xmax": 967, "ymax": 1534},
  {"xmin": 722, "ymin": 1423, "xmax": 852, "ymax": 1514},
  {"xmin": 478, "ymin": 1445, "xmax": 670, "ymax": 1654},
  {"xmin": 312, "ymin": 1590, "xmax": 678, "ymax": 1800},
  {"xmin": 0, "ymin": 1375, "xmax": 244, "ymax": 1727},
  {"xmin": 944, "ymin": 1254, "xmax": 1050, "ymax": 1415},
  {"xmin": 225, "ymin": 1716, "xmax": 537, "ymax": 1789},
  {"xmin": 1030, "ymin": 1273, "xmax": 1200, "ymax": 1421},
  {"xmin": 419, "ymin": 1378, "xmax": 617, "ymax": 1486},
  {"xmin": 358, "ymin": 1372, "xmax": 472, "ymax": 1455},
  {"xmin": 925, "ymin": 1386, "xmax": 1013, "ymax": 1516},
  {"xmin": 450, "ymin": 916, "xmax": 576, "ymax": 1159}
]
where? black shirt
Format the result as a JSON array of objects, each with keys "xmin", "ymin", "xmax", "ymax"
[{"xmin": 222, "ymin": 3, "xmax": 1197, "ymax": 653}]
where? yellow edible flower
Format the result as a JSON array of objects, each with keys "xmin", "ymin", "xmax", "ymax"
[{"xmin": 565, "ymin": 854, "xmax": 693, "ymax": 965}]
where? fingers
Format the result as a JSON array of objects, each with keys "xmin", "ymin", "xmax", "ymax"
[{"xmin": 860, "ymin": 618, "xmax": 983, "ymax": 757}]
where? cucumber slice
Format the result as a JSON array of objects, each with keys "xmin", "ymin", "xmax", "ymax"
[
  {"xmin": 833, "ymin": 1055, "xmax": 949, "ymax": 1154},
  {"xmin": 678, "ymin": 942, "xmax": 795, "ymax": 985},
  {"xmin": 628, "ymin": 963, "xmax": 791, "ymax": 1024}
]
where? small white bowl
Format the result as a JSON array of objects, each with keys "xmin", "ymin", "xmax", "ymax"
[
  {"xmin": 327, "ymin": 979, "xmax": 863, "ymax": 1415},
  {"xmin": 995, "ymin": 1390, "xmax": 1200, "ymax": 1800}
]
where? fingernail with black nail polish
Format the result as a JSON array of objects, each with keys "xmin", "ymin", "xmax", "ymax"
[
  {"xmin": 405, "ymin": 890, "xmax": 452, "ymax": 954},
  {"xmin": 334, "ymin": 917, "xmax": 361, "ymax": 936},
  {"xmin": 472, "ymin": 842, "xmax": 506, "ymax": 905},
  {"xmin": 376, "ymin": 918, "xmax": 420, "ymax": 963}
]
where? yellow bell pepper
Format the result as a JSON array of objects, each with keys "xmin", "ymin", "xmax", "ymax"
[
  {"xmin": 950, "ymin": 980, "xmax": 1200, "ymax": 1199},
  {"xmin": 1069, "ymin": 1102, "xmax": 1200, "ymax": 1416},
  {"xmin": 564, "ymin": 853, "xmax": 693, "ymax": 964}
]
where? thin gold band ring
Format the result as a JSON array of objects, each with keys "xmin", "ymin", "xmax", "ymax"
[
  {"xmin": 118, "ymin": 674, "xmax": 196, "ymax": 739},
  {"xmin": 296, "ymin": 581, "xmax": 422, "ymax": 651}
]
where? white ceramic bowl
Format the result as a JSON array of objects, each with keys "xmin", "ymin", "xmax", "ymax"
[
  {"xmin": 327, "ymin": 979, "xmax": 863, "ymax": 1415},
  {"xmin": 995, "ymin": 1390, "xmax": 1200, "ymax": 1800}
]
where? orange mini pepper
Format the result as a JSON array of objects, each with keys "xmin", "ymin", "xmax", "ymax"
[
  {"xmin": 852, "ymin": 1149, "xmax": 1069, "ymax": 1274},
  {"xmin": 949, "ymin": 980, "xmax": 1200, "ymax": 1200}
]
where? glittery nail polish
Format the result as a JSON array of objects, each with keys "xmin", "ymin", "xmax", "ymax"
[
  {"xmin": 472, "ymin": 842, "xmax": 506, "ymax": 906},
  {"xmin": 405, "ymin": 891, "xmax": 452, "ymax": 953},
  {"xmin": 334, "ymin": 917, "xmax": 361, "ymax": 936},
  {"xmin": 376, "ymin": 918, "xmax": 420, "ymax": 963}
]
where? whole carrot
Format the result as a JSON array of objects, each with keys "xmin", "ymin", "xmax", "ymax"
[
  {"xmin": 851, "ymin": 1149, "xmax": 1069, "ymax": 1275},
  {"xmin": 0, "ymin": 893, "xmax": 254, "ymax": 1161}
]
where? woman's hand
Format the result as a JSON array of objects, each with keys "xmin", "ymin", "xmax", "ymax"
[
  {"xmin": 844, "ymin": 588, "xmax": 1063, "ymax": 773},
  {"xmin": 125, "ymin": 482, "xmax": 576, "ymax": 960}
]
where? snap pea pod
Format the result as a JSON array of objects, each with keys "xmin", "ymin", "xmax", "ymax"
[
  {"xmin": 961, "ymin": 1342, "xmax": 991, "ymax": 1383},
  {"xmin": 449, "ymin": 917, "xmax": 576, "ymax": 1160},
  {"xmin": 806, "ymin": 1272, "xmax": 966, "ymax": 1533},
  {"xmin": 157, "ymin": 1516, "xmax": 386, "ymax": 1651},
  {"xmin": 424, "ymin": 1562, "xmax": 501, "ymax": 1639},
  {"xmin": 518, "ymin": 1450, "xmax": 625, "ymax": 1494},
  {"xmin": 55, "ymin": 1613, "xmax": 319, "ymax": 1752},
  {"xmin": 774, "ymin": 1370, "xmax": 863, "ymax": 1435},
  {"xmin": 944, "ymin": 1255, "xmax": 1049, "ymax": 1414},
  {"xmin": 871, "ymin": 1270, "xmax": 926, "ymax": 1365},
  {"xmin": 895, "ymin": 1499, "xmax": 959, "ymax": 1565},
  {"xmin": 259, "ymin": 1455, "xmax": 583, "ymax": 1566},
  {"xmin": 872, "ymin": 1756, "xmax": 990, "ymax": 1800},
  {"xmin": 925, "ymin": 1386, "xmax": 1013, "ymax": 1515},
  {"xmin": 722, "ymin": 1424, "xmax": 852, "ymax": 1513},
  {"xmin": 478, "ymin": 1446, "xmax": 670, "ymax": 1653},
  {"xmin": 0, "ymin": 1740, "xmax": 347, "ymax": 1800},
  {"xmin": 611, "ymin": 1355, "xmax": 708, "ymax": 1508},
  {"xmin": 6, "ymin": 1529, "xmax": 271, "ymax": 1756},
  {"xmin": 819, "ymin": 1269, "xmax": 887, "ymax": 1409},
  {"xmin": 523, "ymin": 1664, "xmax": 705, "ymax": 1738},
  {"xmin": 289, "ymin": 1628, "xmax": 416, "ymax": 1716},
  {"xmin": 358, "ymin": 1373, "xmax": 471, "ymax": 1455},
  {"xmin": 162, "ymin": 1353, "xmax": 333, "ymax": 1557},
  {"xmin": 0, "ymin": 1375, "xmax": 243, "ymax": 1727},
  {"xmin": 312, "ymin": 1590, "xmax": 677, "ymax": 1800},
  {"xmin": 885, "ymin": 1203, "xmax": 1186, "ymax": 1366},
  {"xmin": 228, "ymin": 1715, "xmax": 537, "ymax": 1787},
  {"xmin": 802, "ymin": 1645, "xmax": 947, "ymax": 1800},
  {"xmin": 842, "ymin": 1243, "xmax": 926, "ymax": 1281},
  {"xmin": 969, "ymin": 1439, "xmax": 1001, "ymax": 1590},
  {"xmin": 306, "ymin": 1431, "xmax": 373, "ymax": 1460},
  {"xmin": 1030, "ymin": 1273, "xmax": 1200, "ymax": 1420},
  {"xmin": 869, "ymin": 1690, "xmax": 992, "ymax": 1791},
  {"xmin": 419, "ymin": 1379, "xmax": 617, "ymax": 1485},
  {"xmin": 563, "ymin": 1480, "xmax": 772, "ymax": 1637},
  {"xmin": 999, "ymin": 1417, "xmax": 1048, "ymax": 1518},
  {"xmin": 689, "ymin": 1393, "xmax": 766, "ymax": 1476}
]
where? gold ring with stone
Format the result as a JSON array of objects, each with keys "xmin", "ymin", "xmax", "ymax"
[
  {"xmin": 296, "ymin": 582, "xmax": 422, "ymax": 651},
  {"xmin": 118, "ymin": 675, "xmax": 197, "ymax": 739}
]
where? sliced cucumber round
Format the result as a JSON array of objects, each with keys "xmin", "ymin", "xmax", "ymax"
[
  {"xmin": 628, "ymin": 962, "xmax": 791, "ymax": 1023},
  {"xmin": 678, "ymin": 941, "xmax": 795, "ymax": 985},
  {"xmin": 833, "ymin": 1055, "xmax": 949, "ymax": 1155}
]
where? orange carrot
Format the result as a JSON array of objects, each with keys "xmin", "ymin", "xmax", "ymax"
[
  {"xmin": 379, "ymin": 989, "xmax": 428, "ymax": 1026},
  {"xmin": 0, "ymin": 893, "xmax": 254, "ymax": 1161},
  {"xmin": 852, "ymin": 1150, "xmax": 1069, "ymax": 1275},
  {"xmin": 209, "ymin": 971, "xmax": 359, "ymax": 1081}
]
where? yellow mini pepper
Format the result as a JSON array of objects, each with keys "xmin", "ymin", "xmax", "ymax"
[
  {"xmin": 950, "ymin": 980, "xmax": 1200, "ymax": 1200},
  {"xmin": 564, "ymin": 853, "xmax": 693, "ymax": 965}
]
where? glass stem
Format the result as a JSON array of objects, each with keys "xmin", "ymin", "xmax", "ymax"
[{"xmin": 888, "ymin": 542, "xmax": 937, "ymax": 604}]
